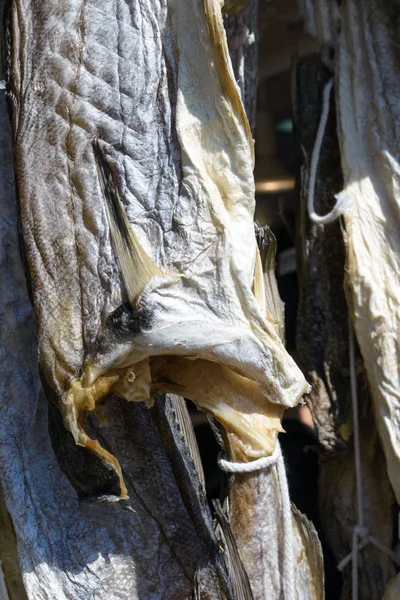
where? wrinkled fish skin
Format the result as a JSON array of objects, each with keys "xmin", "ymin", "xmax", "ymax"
[
  {"xmin": 223, "ymin": 0, "xmax": 258, "ymax": 134},
  {"xmin": 337, "ymin": 0, "xmax": 400, "ymax": 506},
  {"xmin": 0, "ymin": 189, "xmax": 233, "ymax": 600},
  {"xmin": 7, "ymin": 0, "xmax": 308, "ymax": 499},
  {"xmin": 0, "ymin": 5, "xmax": 234, "ymax": 594},
  {"xmin": 294, "ymin": 60, "xmax": 348, "ymax": 451}
]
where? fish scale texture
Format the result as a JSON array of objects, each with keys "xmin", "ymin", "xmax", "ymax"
[
  {"xmin": 10, "ymin": 0, "xmax": 308, "ymax": 420},
  {"xmin": 0, "ymin": 148, "xmax": 229, "ymax": 597},
  {"xmin": 2, "ymin": 0, "xmax": 309, "ymax": 596},
  {"xmin": 0, "ymin": 26, "xmax": 232, "ymax": 597},
  {"xmin": 0, "ymin": 87, "xmax": 192, "ymax": 599}
]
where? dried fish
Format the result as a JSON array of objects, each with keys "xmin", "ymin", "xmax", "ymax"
[
  {"xmin": 336, "ymin": 0, "xmax": 400, "ymax": 505},
  {"xmin": 212, "ymin": 226, "xmax": 324, "ymax": 600},
  {"xmin": 6, "ymin": 0, "xmax": 308, "ymax": 500},
  {"xmin": 296, "ymin": 1, "xmax": 399, "ymax": 595},
  {"xmin": 0, "ymin": 2, "xmax": 242, "ymax": 597}
]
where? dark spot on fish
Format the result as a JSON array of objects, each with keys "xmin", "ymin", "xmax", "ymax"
[{"xmin": 105, "ymin": 302, "xmax": 153, "ymax": 339}]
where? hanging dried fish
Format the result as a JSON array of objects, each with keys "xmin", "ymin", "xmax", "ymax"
[
  {"xmin": 297, "ymin": 1, "xmax": 398, "ymax": 596},
  {"xmin": 217, "ymin": 227, "xmax": 324, "ymax": 600},
  {"xmin": 1, "ymin": 67, "xmax": 236, "ymax": 597},
  {"xmin": 6, "ymin": 0, "xmax": 309, "ymax": 501}
]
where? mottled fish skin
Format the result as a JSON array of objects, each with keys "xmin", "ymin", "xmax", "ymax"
[
  {"xmin": 0, "ymin": 91, "xmax": 234, "ymax": 598},
  {"xmin": 294, "ymin": 60, "xmax": 348, "ymax": 452},
  {"xmin": 221, "ymin": 434, "xmax": 324, "ymax": 600},
  {"xmin": 0, "ymin": 12, "xmax": 234, "ymax": 593},
  {"xmin": 7, "ymin": 0, "xmax": 308, "ymax": 498},
  {"xmin": 219, "ymin": 11, "xmax": 324, "ymax": 597},
  {"xmin": 223, "ymin": 0, "xmax": 258, "ymax": 134}
]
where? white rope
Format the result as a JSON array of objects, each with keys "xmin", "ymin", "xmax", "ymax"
[
  {"xmin": 307, "ymin": 77, "xmax": 350, "ymax": 224},
  {"xmin": 219, "ymin": 442, "xmax": 295, "ymax": 600},
  {"xmin": 218, "ymin": 443, "xmax": 279, "ymax": 473},
  {"xmin": 306, "ymin": 77, "xmax": 393, "ymax": 593},
  {"xmin": 337, "ymin": 321, "xmax": 394, "ymax": 598},
  {"xmin": 228, "ymin": 25, "xmax": 255, "ymax": 51}
]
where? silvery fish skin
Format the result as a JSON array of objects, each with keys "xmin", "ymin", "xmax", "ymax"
[
  {"xmin": 7, "ymin": 0, "xmax": 309, "ymax": 499},
  {"xmin": 0, "ymin": 4, "xmax": 235, "ymax": 592},
  {"xmin": 0, "ymin": 98, "xmax": 234, "ymax": 598},
  {"xmin": 222, "ymin": 436, "xmax": 324, "ymax": 600}
]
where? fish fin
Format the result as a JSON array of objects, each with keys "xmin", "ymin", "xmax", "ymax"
[
  {"xmin": 93, "ymin": 139, "xmax": 161, "ymax": 306},
  {"xmin": 252, "ymin": 246, "xmax": 267, "ymax": 317},
  {"xmin": 169, "ymin": 394, "xmax": 206, "ymax": 488},
  {"xmin": 254, "ymin": 224, "xmax": 285, "ymax": 342},
  {"xmin": 292, "ymin": 504, "xmax": 325, "ymax": 600},
  {"xmin": 213, "ymin": 499, "xmax": 255, "ymax": 600}
]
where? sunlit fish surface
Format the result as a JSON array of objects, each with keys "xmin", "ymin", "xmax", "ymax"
[{"xmin": 7, "ymin": 0, "xmax": 309, "ymax": 499}]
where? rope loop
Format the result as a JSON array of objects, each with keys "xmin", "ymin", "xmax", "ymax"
[
  {"xmin": 307, "ymin": 78, "xmax": 351, "ymax": 224},
  {"xmin": 218, "ymin": 443, "xmax": 280, "ymax": 473}
]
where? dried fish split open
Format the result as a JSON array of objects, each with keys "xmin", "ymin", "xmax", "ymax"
[{"xmin": 8, "ymin": 0, "xmax": 309, "ymax": 499}]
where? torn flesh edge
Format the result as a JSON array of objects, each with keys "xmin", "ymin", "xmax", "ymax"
[{"xmin": 64, "ymin": 351, "xmax": 296, "ymax": 499}]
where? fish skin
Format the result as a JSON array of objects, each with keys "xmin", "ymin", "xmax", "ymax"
[
  {"xmin": 294, "ymin": 59, "xmax": 348, "ymax": 452},
  {"xmin": 0, "ymin": 113, "xmax": 234, "ymax": 597},
  {"xmin": 7, "ymin": 0, "xmax": 308, "ymax": 498},
  {"xmin": 0, "ymin": 41, "xmax": 234, "ymax": 600},
  {"xmin": 222, "ymin": 435, "xmax": 324, "ymax": 600},
  {"xmin": 219, "ymin": 10, "xmax": 324, "ymax": 596},
  {"xmin": 223, "ymin": 0, "xmax": 258, "ymax": 134}
]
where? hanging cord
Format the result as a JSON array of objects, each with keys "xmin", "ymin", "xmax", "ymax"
[
  {"xmin": 337, "ymin": 321, "xmax": 394, "ymax": 598},
  {"xmin": 219, "ymin": 442, "xmax": 295, "ymax": 600},
  {"xmin": 307, "ymin": 77, "xmax": 350, "ymax": 225}
]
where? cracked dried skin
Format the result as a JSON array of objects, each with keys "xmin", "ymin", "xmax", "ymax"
[{"xmin": 9, "ymin": 0, "xmax": 308, "ymax": 497}]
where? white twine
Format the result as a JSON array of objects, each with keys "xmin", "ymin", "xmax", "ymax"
[
  {"xmin": 228, "ymin": 25, "xmax": 255, "ymax": 52},
  {"xmin": 219, "ymin": 442, "xmax": 295, "ymax": 600},
  {"xmin": 307, "ymin": 77, "xmax": 350, "ymax": 224},
  {"xmin": 337, "ymin": 321, "xmax": 394, "ymax": 598},
  {"xmin": 218, "ymin": 443, "xmax": 280, "ymax": 473}
]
